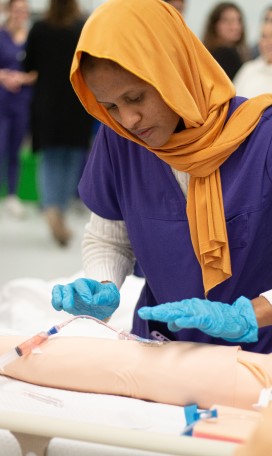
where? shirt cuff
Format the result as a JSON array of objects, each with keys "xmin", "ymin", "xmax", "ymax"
[{"xmin": 260, "ymin": 289, "xmax": 272, "ymax": 306}]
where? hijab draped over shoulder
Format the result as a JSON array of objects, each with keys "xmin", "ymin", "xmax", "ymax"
[{"xmin": 70, "ymin": 0, "xmax": 272, "ymax": 295}]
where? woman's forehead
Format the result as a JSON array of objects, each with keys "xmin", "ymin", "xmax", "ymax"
[{"xmin": 83, "ymin": 61, "xmax": 146, "ymax": 97}]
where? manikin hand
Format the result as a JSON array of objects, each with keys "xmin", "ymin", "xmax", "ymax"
[
  {"xmin": 138, "ymin": 296, "xmax": 258, "ymax": 343},
  {"xmin": 52, "ymin": 278, "xmax": 120, "ymax": 320}
]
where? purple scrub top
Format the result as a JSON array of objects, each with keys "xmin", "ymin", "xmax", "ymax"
[
  {"xmin": 79, "ymin": 97, "xmax": 272, "ymax": 353},
  {"xmin": 0, "ymin": 29, "xmax": 32, "ymax": 112}
]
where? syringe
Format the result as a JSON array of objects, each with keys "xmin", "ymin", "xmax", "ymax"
[
  {"xmin": 0, "ymin": 314, "xmax": 163, "ymax": 372},
  {"xmin": 0, "ymin": 325, "xmax": 59, "ymax": 372}
]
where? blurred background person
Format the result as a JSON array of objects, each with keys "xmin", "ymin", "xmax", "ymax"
[
  {"xmin": 234, "ymin": 18, "xmax": 272, "ymax": 98},
  {"xmin": 23, "ymin": 0, "xmax": 93, "ymax": 247},
  {"xmin": 202, "ymin": 2, "xmax": 250, "ymax": 80},
  {"xmin": 164, "ymin": 0, "xmax": 186, "ymax": 16},
  {"xmin": 251, "ymin": 5, "xmax": 272, "ymax": 59},
  {"xmin": 0, "ymin": 0, "xmax": 36, "ymax": 218},
  {"xmin": 263, "ymin": 6, "xmax": 272, "ymax": 24}
]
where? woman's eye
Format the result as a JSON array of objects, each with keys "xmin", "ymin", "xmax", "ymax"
[
  {"xmin": 127, "ymin": 94, "xmax": 143, "ymax": 103},
  {"xmin": 106, "ymin": 104, "xmax": 117, "ymax": 111}
]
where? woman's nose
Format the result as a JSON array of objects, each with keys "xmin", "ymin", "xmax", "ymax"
[{"xmin": 118, "ymin": 106, "xmax": 142, "ymax": 130}]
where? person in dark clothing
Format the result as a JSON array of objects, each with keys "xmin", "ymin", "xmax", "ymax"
[
  {"xmin": 24, "ymin": 0, "xmax": 92, "ymax": 246},
  {"xmin": 202, "ymin": 2, "xmax": 250, "ymax": 80}
]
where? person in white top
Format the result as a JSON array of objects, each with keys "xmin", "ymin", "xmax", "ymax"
[{"xmin": 234, "ymin": 20, "xmax": 272, "ymax": 98}]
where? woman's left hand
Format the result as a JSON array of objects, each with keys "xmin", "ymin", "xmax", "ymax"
[{"xmin": 138, "ymin": 296, "xmax": 258, "ymax": 342}]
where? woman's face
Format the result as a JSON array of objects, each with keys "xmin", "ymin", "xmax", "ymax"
[
  {"xmin": 9, "ymin": 0, "xmax": 29, "ymax": 24},
  {"xmin": 215, "ymin": 7, "xmax": 243, "ymax": 45},
  {"xmin": 83, "ymin": 60, "xmax": 180, "ymax": 148}
]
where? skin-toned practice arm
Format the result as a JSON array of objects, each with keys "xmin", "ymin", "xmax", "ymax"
[
  {"xmin": 0, "ymin": 336, "xmax": 271, "ymax": 411},
  {"xmin": 234, "ymin": 406, "xmax": 272, "ymax": 456}
]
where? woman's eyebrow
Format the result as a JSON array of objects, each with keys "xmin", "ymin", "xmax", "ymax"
[
  {"xmin": 97, "ymin": 100, "xmax": 113, "ymax": 104},
  {"xmin": 97, "ymin": 88, "xmax": 142, "ymax": 104}
]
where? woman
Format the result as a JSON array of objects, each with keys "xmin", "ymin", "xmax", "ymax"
[
  {"xmin": 0, "ymin": 0, "xmax": 36, "ymax": 217},
  {"xmin": 52, "ymin": 0, "xmax": 272, "ymax": 354},
  {"xmin": 234, "ymin": 20, "xmax": 272, "ymax": 98},
  {"xmin": 251, "ymin": 5, "xmax": 272, "ymax": 59},
  {"xmin": 24, "ymin": 0, "xmax": 92, "ymax": 246},
  {"xmin": 202, "ymin": 2, "xmax": 250, "ymax": 80}
]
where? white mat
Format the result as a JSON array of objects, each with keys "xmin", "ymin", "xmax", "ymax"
[{"xmin": 0, "ymin": 272, "xmax": 144, "ymax": 336}]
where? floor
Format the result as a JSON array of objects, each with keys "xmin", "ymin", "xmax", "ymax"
[{"xmin": 0, "ymin": 198, "xmax": 90, "ymax": 290}]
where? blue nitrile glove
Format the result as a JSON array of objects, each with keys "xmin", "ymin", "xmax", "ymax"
[
  {"xmin": 51, "ymin": 278, "xmax": 120, "ymax": 320},
  {"xmin": 138, "ymin": 296, "xmax": 258, "ymax": 343}
]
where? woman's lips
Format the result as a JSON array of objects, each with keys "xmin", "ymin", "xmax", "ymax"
[{"xmin": 134, "ymin": 127, "xmax": 153, "ymax": 139}]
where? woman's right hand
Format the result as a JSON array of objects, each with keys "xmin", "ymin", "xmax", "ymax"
[
  {"xmin": 0, "ymin": 69, "xmax": 22, "ymax": 92},
  {"xmin": 51, "ymin": 278, "xmax": 120, "ymax": 320}
]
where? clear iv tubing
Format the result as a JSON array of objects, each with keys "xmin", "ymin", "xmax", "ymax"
[{"xmin": 0, "ymin": 315, "xmax": 161, "ymax": 372}]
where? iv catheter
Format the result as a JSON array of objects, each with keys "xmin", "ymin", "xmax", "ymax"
[{"xmin": 0, "ymin": 314, "xmax": 162, "ymax": 372}]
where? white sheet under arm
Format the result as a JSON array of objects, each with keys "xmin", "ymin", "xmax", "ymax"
[{"xmin": 82, "ymin": 213, "xmax": 136, "ymax": 289}]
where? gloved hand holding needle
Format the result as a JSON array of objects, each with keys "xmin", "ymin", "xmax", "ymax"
[
  {"xmin": 52, "ymin": 278, "xmax": 120, "ymax": 320},
  {"xmin": 138, "ymin": 296, "xmax": 258, "ymax": 343}
]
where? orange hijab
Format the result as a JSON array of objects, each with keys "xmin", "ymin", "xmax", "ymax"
[{"xmin": 70, "ymin": 0, "xmax": 272, "ymax": 295}]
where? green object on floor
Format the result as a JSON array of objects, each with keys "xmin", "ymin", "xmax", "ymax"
[
  {"xmin": 17, "ymin": 148, "xmax": 40, "ymax": 201},
  {"xmin": 0, "ymin": 146, "xmax": 40, "ymax": 201}
]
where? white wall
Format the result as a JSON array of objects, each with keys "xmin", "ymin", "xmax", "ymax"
[
  {"xmin": 29, "ymin": 0, "xmax": 272, "ymax": 45},
  {"xmin": 28, "ymin": 0, "xmax": 99, "ymax": 14}
]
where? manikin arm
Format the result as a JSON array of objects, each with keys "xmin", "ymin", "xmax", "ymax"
[{"xmin": 0, "ymin": 335, "xmax": 271, "ymax": 411}]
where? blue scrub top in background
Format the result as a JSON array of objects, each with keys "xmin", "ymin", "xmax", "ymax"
[{"xmin": 0, "ymin": 29, "xmax": 32, "ymax": 113}]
